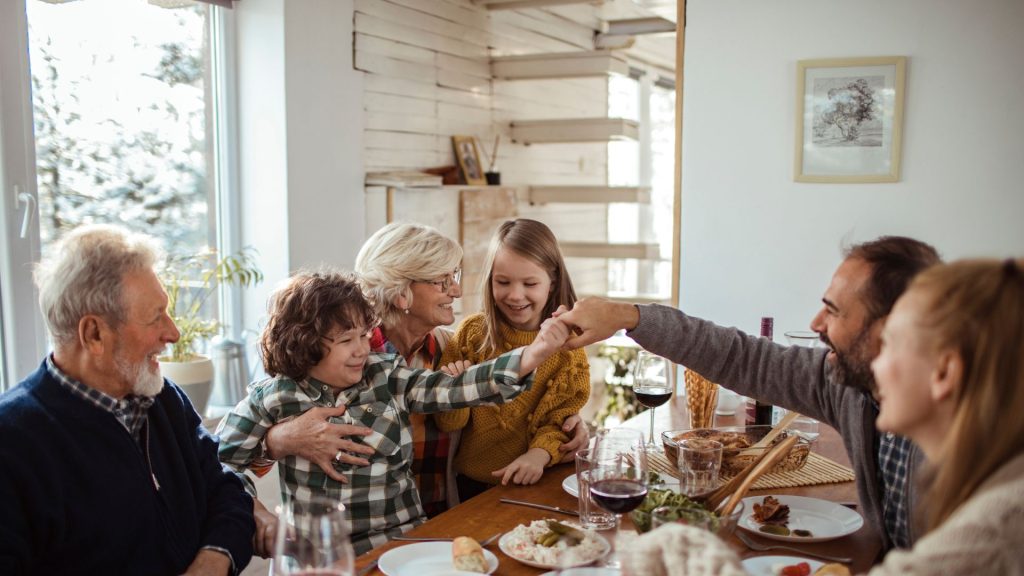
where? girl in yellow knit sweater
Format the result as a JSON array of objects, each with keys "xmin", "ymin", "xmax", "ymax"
[{"xmin": 436, "ymin": 219, "xmax": 590, "ymax": 499}]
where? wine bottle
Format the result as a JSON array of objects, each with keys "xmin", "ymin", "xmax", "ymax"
[{"xmin": 747, "ymin": 317, "xmax": 776, "ymax": 426}]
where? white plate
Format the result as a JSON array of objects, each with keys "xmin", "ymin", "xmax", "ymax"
[
  {"xmin": 561, "ymin": 473, "xmax": 680, "ymax": 498},
  {"xmin": 741, "ymin": 555, "xmax": 824, "ymax": 575},
  {"xmin": 377, "ymin": 541, "xmax": 499, "ymax": 576},
  {"xmin": 499, "ymin": 529, "xmax": 610, "ymax": 570},
  {"xmin": 540, "ymin": 565, "xmax": 618, "ymax": 569},
  {"xmin": 739, "ymin": 495, "xmax": 864, "ymax": 543}
]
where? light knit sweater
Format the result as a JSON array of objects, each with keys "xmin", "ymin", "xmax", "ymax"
[
  {"xmin": 624, "ymin": 452, "xmax": 1024, "ymax": 576},
  {"xmin": 434, "ymin": 313, "xmax": 590, "ymax": 484}
]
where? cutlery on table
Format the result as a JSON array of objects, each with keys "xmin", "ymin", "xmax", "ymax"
[
  {"xmin": 392, "ymin": 533, "xmax": 502, "ymax": 546},
  {"xmin": 736, "ymin": 530, "xmax": 853, "ymax": 564},
  {"xmin": 355, "ymin": 559, "xmax": 378, "ymax": 576},
  {"xmin": 499, "ymin": 498, "xmax": 579, "ymax": 517}
]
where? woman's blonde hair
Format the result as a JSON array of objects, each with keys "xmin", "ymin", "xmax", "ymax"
[
  {"xmin": 355, "ymin": 222, "xmax": 463, "ymax": 329},
  {"xmin": 909, "ymin": 258, "xmax": 1024, "ymax": 530},
  {"xmin": 478, "ymin": 219, "xmax": 576, "ymax": 353}
]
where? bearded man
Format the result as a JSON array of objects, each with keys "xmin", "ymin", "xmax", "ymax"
[
  {"xmin": 0, "ymin": 225, "xmax": 254, "ymax": 575},
  {"xmin": 558, "ymin": 236, "xmax": 940, "ymax": 555}
]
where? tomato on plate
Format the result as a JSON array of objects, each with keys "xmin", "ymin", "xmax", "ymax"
[{"xmin": 780, "ymin": 562, "xmax": 811, "ymax": 576}]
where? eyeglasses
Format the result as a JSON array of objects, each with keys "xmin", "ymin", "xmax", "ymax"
[{"xmin": 414, "ymin": 268, "xmax": 462, "ymax": 293}]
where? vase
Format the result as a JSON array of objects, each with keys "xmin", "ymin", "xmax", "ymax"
[{"xmin": 159, "ymin": 355, "xmax": 214, "ymax": 416}]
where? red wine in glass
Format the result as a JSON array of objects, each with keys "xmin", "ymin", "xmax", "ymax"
[
  {"xmin": 633, "ymin": 351, "xmax": 673, "ymax": 450},
  {"xmin": 634, "ymin": 386, "xmax": 672, "ymax": 408},
  {"xmin": 590, "ymin": 478, "xmax": 648, "ymax": 514}
]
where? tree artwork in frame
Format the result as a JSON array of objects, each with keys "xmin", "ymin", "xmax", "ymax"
[
  {"xmin": 452, "ymin": 135, "xmax": 486, "ymax": 186},
  {"xmin": 794, "ymin": 56, "xmax": 907, "ymax": 183}
]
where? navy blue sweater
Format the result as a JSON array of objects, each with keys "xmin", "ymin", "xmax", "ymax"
[{"xmin": 0, "ymin": 360, "xmax": 255, "ymax": 575}]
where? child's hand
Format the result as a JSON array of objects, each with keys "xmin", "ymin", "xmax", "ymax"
[
  {"xmin": 491, "ymin": 448, "xmax": 551, "ymax": 485},
  {"xmin": 520, "ymin": 315, "xmax": 570, "ymax": 372},
  {"xmin": 440, "ymin": 359, "xmax": 472, "ymax": 377}
]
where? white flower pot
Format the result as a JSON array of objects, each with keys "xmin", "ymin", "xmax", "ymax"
[{"xmin": 159, "ymin": 355, "xmax": 214, "ymax": 416}]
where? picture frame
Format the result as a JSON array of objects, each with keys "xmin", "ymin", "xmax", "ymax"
[
  {"xmin": 794, "ymin": 56, "xmax": 907, "ymax": 183},
  {"xmin": 451, "ymin": 135, "xmax": 486, "ymax": 186}
]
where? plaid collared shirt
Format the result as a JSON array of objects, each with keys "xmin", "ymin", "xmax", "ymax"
[
  {"xmin": 46, "ymin": 355, "xmax": 154, "ymax": 447},
  {"xmin": 878, "ymin": 431, "xmax": 913, "ymax": 549},
  {"xmin": 216, "ymin": 349, "xmax": 528, "ymax": 555},
  {"xmin": 370, "ymin": 326, "xmax": 452, "ymax": 518}
]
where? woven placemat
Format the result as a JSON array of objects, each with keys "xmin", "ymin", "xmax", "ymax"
[{"xmin": 648, "ymin": 451, "xmax": 855, "ymax": 489}]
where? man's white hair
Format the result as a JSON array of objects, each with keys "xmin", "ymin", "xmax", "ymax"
[{"xmin": 35, "ymin": 224, "xmax": 163, "ymax": 348}]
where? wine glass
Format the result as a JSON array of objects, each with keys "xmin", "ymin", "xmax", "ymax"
[
  {"xmin": 589, "ymin": 428, "xmax": 648, "ymax": 568},
  {"xmin": 273, "ymin": 497, "xmax": 354, "ymax": 576},
  {"xmin": 632, "ymin": 351, "xmax": 673, "ymax": 451}
]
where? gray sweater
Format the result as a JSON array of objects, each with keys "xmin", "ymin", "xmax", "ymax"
[{"xmin": 629, "ymin": 304, "xmax": 920, "ymax": 553}]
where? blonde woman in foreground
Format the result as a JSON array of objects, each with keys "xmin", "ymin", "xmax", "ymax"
[{"xmin": 625, "ymin": 258, "xmax": 1024, "ymax": 576}]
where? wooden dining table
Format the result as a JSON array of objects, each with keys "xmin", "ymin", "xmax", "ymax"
[{"xmin": 355, "ymin": 396, "xmax": 880, "ymax": 574}]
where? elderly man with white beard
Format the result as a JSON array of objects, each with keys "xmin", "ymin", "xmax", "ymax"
[{"xmin": 0, "ymin": 225, "xmax": 254, "ymax": 576}]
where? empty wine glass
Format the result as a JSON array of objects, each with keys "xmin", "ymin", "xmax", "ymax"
[
  {"xmin": 632, "ymin": 351, "xmax": 673, "ymax": 451},
  {"xmin": 273, "ymin": 497, "xmax": 354, "ymax": 576},
  {"xmin": 590, "ymin": 428, "xmax": 648, "ymax": 568}
]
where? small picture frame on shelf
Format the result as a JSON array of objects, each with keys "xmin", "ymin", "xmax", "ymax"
[
  {"xmin": 794, "ymin": 56, "xmax": 907, "ymax": 183},
  {"xmin": 452, "ymin": 135, "xmax": 486, "ymax": 186}
]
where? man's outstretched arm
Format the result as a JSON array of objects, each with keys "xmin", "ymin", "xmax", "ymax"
[{"xmin": 557, "ymin": 298, "xmax": 640, "ymax": 349}]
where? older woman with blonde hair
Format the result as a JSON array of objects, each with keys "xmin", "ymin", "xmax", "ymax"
[
  {"xmin": 253, "ymin": 222, "xmax": 588, "ymax": 549},
  {"xmin": 626, "ymin": 258, "xmax": 1024, "ymax": 576}
]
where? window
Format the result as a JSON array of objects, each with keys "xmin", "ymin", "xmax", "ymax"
[
  {"xmin": 28, "ymin": 0, "xmax": 215, "ymax": 257},
  {"xmin": 607, "ymin": 71, "xmax": 675, "ymax": 299},
  {"xmin": 0, "ymin": 0, "xmax": 235, "ymax": 389}
]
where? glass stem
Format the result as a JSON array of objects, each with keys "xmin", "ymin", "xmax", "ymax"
[{"xmin": 648, "ymin": 407, "xmax": 656, "ymax": 445}]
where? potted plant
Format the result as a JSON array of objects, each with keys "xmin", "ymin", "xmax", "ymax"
[{"xmin": 158, "ymin": 247, "xmax": 262, "ymax": 415}]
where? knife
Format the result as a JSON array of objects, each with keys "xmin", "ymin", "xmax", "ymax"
[
  {"xmin": 355, "ymin": 559, "xmax": 378, "ymax": 576},
  {"xmin": 499, "ymin": 498, "xmax": 579, "ymax": 516}
]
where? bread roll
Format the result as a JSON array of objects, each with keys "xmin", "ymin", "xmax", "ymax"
[
  {"xmin": 452, "ymin": 536, "xmax": 488, "ymax": 573},
  {"xmin": 813, "ymin": 564, "xmax": 852, "ymax": 576}
]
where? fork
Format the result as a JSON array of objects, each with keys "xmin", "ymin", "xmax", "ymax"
[
  {"xmin": 391, "ymin": 532, "xmax": 501, "ymax": 546},
  {"xmin": 736, "ymin": 530, "xmax": 853, "ymax": 563}
]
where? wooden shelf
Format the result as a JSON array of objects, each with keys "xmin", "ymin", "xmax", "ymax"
[
  {"xmin": 491, "ymin": 51, "xmax": 629, "ymax": 80},
  {"xmin": 474, "ymin": 0, "xmax": 604, "ymax": 10},
  {"xmin": 583, "ymin": 292, "xmax": 670, "ymax": 305},
  {"xmin": 528, "ymin": 185, "xmax": 650, "ymax": 204},
  {"xmin": 510, "ymin": 117, "xmax": 639, "ymax": 144},
  {"xmin": 560, "ymin": 241, "xmax": 660, "ymax": 260}
]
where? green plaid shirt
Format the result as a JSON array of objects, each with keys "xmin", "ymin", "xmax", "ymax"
[{"xmin": 215, "ymin": 349, "xmax": 530, "ymax": 554}]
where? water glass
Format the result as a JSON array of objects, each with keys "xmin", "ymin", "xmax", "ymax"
[
  {"xmin": 574, "ymin": 449, "xmax": 617, "ymax": 530},
  {"xmin": 273, "ymin": 498, "xmax": 354, "ymax": 576},
  {"xmin": 677, "ymin": 438, "xmax": 722, "ymax": 498}
]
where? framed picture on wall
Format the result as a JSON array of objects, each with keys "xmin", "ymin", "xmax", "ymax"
[
  {"xmin": 794, "ymin": 56, "xmax": 907, "ymax": 183},
  {"xmin": 451, "ymin": 135, "xmax": 486, "ymax": 186}
]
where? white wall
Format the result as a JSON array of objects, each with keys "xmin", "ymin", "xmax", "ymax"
[
  {"xmin": 680, "ymin": 0, "xmax": 1024, "ymax": 336},
  {"xmin": 236, "ymin": 0, "xmax": 365, "ymax": 336}
]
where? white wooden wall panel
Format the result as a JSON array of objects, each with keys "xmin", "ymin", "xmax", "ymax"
[{"xmin": 356, "ymin": 0, "xmax": 610, "ymax": 302}]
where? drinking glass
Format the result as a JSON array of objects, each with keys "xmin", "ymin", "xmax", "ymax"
[
  {"xmin": 632, "ymin": 351, "xmax": 673, "ymax": 451},
  {"xmin": 590, "ymin": 428, "xmax": 648, "ymax": 568},
  {"xmin": 273, "ymin": 498, "xmax": 354, "ymax": 576},
  {"xmin": 574, "ymin": 448, "xmax": 617, "ymax": 530},
  {"xmin": 782, "ymin": 332, "xmax": 823, "ymax": 438},
  {"xmin": 676, "ymin": 438, "xmax": 722, "ymax": 499}
]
